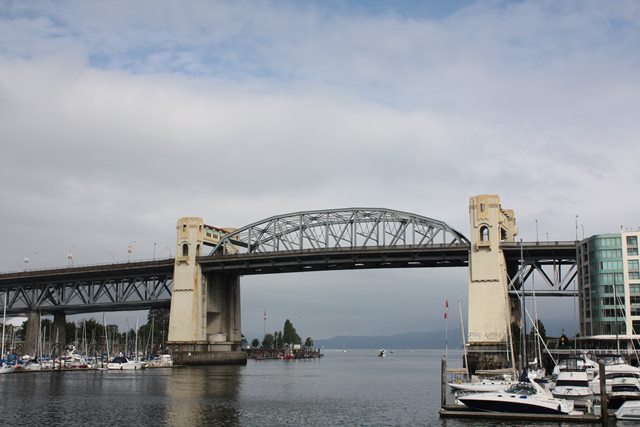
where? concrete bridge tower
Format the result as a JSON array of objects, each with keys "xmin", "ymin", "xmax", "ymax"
[
  {"xmin": 167, "ymin": 217, "xmax": 245, "ymax": 365},
  {"xmin": 467, "ymin": 194, "xmax": 518, "ymax": 372}
]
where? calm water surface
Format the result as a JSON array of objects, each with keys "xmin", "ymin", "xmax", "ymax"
[{"xmin": 0, "ymin": 350, "xmax": 599, "ymax": 426}]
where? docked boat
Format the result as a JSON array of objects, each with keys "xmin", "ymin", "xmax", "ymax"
[
  {"xmin": 146, "ymin": 354, "xmax": 173, "ymax": 368},
  {"xmin": 608, "ymin": 375, "xmax": 640, "ymax": 410},
  {"xmin": 0, "ymin": 361, "xmax": 12, "ymax": 374},
  {"xmin": 107, "ymin": 353, "xmax": 144, "ymax": 370},
  {"xmin": 616, "ymin": 400, "xmax": 640, "ymax": 421},
  {"xmin": 458, "ymin": 380, "xmax": 575, "ymax": 415},
  {"xmin": 551, "ymin": 370, "xmax": 594, "ymax": 406}
]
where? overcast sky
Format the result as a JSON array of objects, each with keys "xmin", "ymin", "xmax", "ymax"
[{"xmin": 1, "ymin": 1, "xmax": 639, "ymax": 342}]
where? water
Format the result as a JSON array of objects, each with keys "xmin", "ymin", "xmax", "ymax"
[{"xmin": 0, "ymin": 350, "xmax": 599, "ymax": 426}]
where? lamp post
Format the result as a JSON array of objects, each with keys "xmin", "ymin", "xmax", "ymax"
[
  {"xmin": 535, "ymin": 219, "xmax": 539, "ymax": 243},
  {"xmin": 23, "ymin": 251, "xmax": 37, "ymax": 271},
  {"xmin": 153, "ymin": 242, "xmax": 157, "ymax": 261},
  {"xmin": 67, "ymin": 246, "xmax": 75, "ymax": 267},
  {"xmin": 128, "ymin": 241, "xmax": 136, "ymax": 262}
]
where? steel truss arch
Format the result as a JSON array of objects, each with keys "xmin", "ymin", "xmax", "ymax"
[{"xmin": 211, "ymin": 208, "xmax": 469, "ymax": 256}]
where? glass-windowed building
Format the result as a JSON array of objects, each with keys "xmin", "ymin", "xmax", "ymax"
[{"xmin": 577, "ymin": 230, "xmax": 640, "ymax": 348}]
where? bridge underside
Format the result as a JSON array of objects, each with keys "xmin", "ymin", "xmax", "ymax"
[{"xmin": 199, "ymin": 245, "xmax": 470, "ymax": 275}]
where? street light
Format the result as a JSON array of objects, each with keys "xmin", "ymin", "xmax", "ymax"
[
  {"xmin": 153, "ymin": 242, "xmax": 157, "ymax": 261},
  {"xmin": 128, "ymin": 241, "xmax": 136, "ymax": 262},
  {"xmin": 23, "ymin": 251, "xmax": 37, "ymax": 271},
  {"xmin": 535, "ymin": 219, "xmax": 539, "ymax": 243},
  {"xmin": 67, "ymin": 246, "xmax": 75, "ymax": 267}
]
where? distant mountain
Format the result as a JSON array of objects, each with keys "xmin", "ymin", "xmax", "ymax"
[{"xmin": 315, "ymin": 329, "xmax": 463, "ymax": 349}]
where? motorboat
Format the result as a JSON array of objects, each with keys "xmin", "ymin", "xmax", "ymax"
[
  {"xmin": 616, "ymin": 400, "xmax": 640, "ymax": 421},
  {"xmin": 378, "ymin": 349, "xmax": 386, "ymax": 357},
  {"xmin": 458, "ymin": 380, "xmax": 575, "ymax": 414},
  {"xmin": 590, "ymin": 362, "xmax": 640, "ymax": 395},
  {"xmin": 449, "ymin": 374, "xmax": 516, "ymax": 393},
  {"xmin": 551, "ymin": 370, "xmax": 594, "ymax": 406},
  {"xmin": 0, "ymin": 361, "xmax": 13, "ymax": 374},
  {"xmin": 107, "ymin": 353, "xmax": 145, "ymax": 370},
  {"xmin": 146, "ymin": 354, "xmax": 173, "ymax": 368},
  {"xmin": 608, "ymin": 376, "xmax": 640, "ymax": 410}
]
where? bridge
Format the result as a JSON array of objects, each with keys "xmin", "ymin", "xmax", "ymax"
[{"xmin": 0, "ymin": 197, "xmax": 578, "ymax": 369}]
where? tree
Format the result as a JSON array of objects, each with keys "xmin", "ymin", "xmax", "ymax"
[
  {"xmin": 304, "ymin": 337, "xmax": 313, "ymax": 348},
  {"xmin": 283, "ymin": 319, "xmax": 301, "ymax": 345},
  {"xmin": 251, "ymin": 338, "xmax": 260, "ymax": 348},
  {"xmin": 262, "ymin": 333, "xmax": 274, "ymax": 348}
]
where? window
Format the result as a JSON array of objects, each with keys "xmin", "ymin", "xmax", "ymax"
[
  {"xmin": 182, "ymin": 243, "xmax": 189, "ymax": 257},
  {"xmin": 480, "ymin": 225, "xmax": 489, "ymax": 241},
  {"xmin": 627, "ymin": 236, "xmax": 638, "ymax": 247},
  {"xmin": 629, "ymin": 248, "xmax": 639, "ymax": 256},
  {"xmin": 629, "ymin": 260, "xmax": 639, "ymax": 272},
  {"xmin": 500, "ymin": 228, "xmax": 508, "ymax": 241}
]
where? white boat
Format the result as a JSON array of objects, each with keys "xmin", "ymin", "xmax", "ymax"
[
  {"xmin": 458, "ymin": 380, "xmax": 575, "ymax": 415},
  {"xmin": 608, "ymin": 376, "xmax": 640, "ymax": 410},
  {"xmin": 107, "ymin": 354, "xmax": 144, "ymax": 370},
  {"xmin": 449, "ymin": 376, "xmax": 516, "ymax": 393},
  {"xmin": 551, "ymin": 370, "xmax": 594, "ymax": 406},
  {"xmin": 0, "ymin": 361, "xmax": 12, "ymax": 374},
  {"xmin": 590, "ymin": 362, "xmax": 640, "ymax": 394},
  {"xmin": 147, "ymin": 354, "xmax": 173, "ymax": 368},
  {"xmin": 616, "ymin": 400, "xmax": 640, "ymax": 421}
]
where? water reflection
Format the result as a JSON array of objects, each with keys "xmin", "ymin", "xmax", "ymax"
[{"xmin": 165, "ymin": 365, "xmax": 243, "ymax": 426}]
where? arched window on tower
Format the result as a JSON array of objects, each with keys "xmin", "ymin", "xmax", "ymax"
[
  {"xmin": 196, "ymin": 244, "xmax": 201, "ymax": 256},
  {"xmin": 182, "ymin": 243, "xmax": 189, "ymax": 257},
  {"xmin": 480, "ymin": 225, "xmax": 489, "ymax": 242}
]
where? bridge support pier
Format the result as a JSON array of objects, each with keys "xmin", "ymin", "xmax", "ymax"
[
  {"xmin": 23, "ymin": 310, "xmax": 40, "ymax": 357},
  {"xmin": 167, "ymin": 217, "xmax": 247, "ymax": 365},
  {"xmin": 52, "ymin": 312, "xmax": 67, "ymax": 355},
  {"xmin": 466, "ymin": 195, "xmax": 518, "ymax": 373}
]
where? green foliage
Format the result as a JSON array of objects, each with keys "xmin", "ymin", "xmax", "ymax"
[
  {"xmin": 251, "ymin": 338, "xmax": 260, "ymax": 347},
  {"xmin": 304, "ymin": 337, "xmax": 313, "ymax": 348},
  {"xmin": 262, "ymin": 333, "xmax": 274, "ymax": 348},
  {"xmin": 283, "ymin": 319, "xmax": 301, "ymax": 345}
]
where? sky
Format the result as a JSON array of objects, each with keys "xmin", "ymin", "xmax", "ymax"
[{"xmin": 1, "ymin": 1, "xmax": 639, "ymax": 342}]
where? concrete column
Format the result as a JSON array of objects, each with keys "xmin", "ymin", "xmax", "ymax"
[
  {"xmin": 52, "ymin": 312, "xmax": 67, "ymax": 355},
  {"xmin": 467, "ymin": 194, "xmax": 518, "ymax": 372},
  {"xmin": 23, "ymin": 311, "xmax": 41, "ymax": 357}
]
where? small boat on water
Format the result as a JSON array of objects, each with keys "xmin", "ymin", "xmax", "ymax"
[
  {"xmin": 107, "ymin": 353, "xmax": 144, "ymax": 370},
  {"xmin": 146, "ymin": 354, "xmax": 173, "ymax": 368},
  {"xmin": 616, "ymin": 400, "xmax": 640, "ymax": 421},
  {"xmin": 458, "ymin": 380, "xmax": 575, "ymax": 415},
  {"xmin": 0, "ymin": 361, "xmax": 13, "ymax": 374},
  {"xmin": 608, "ymin": 375, "xmax": 640, "ymax": 410},
  {"xmin": 378, "ymin": 349, "xmax": 386, "ymax": 357}
]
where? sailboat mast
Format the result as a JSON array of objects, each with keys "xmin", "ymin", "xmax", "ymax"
[
  {"xmin": 1, "ymin": 292, "xmax": 6, "ymax": 360},
  {"xmin": 520, "ymin": 239, "xmax": 527, "ymax": 372},
  {"xmin": 457, "ymin": 299, "xmax": 468, "ymax": 372},
  {"xmin": 135, "ymin": 317, "xmax": 139, "ymax": 362}
]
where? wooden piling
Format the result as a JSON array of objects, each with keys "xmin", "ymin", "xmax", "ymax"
[
  {"xmin": 441, "ymin": 358, "xmax": 447, "ymax": 408},
  {"xmin": 598, "ymin": 360, "xmax": 607, "ymax": 425}
]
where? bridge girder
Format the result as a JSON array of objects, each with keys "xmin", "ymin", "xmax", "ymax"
[{"xmin": 210, "ymin": 208, "xmax": 470, "ymax": 256}]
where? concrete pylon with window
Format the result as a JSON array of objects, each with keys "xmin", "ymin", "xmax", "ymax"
[
  {"xmin": 167, "ymin": 217, "xmax": 245, "ymax": 365},
  {"xmin": 467, "ymin": 194, "xmax": 518, "ymax": 372}
]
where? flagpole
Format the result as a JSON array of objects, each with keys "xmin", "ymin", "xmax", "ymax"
[
  {"xmin": 444, "ymin": 299, "xmax": 449, "ymax": 361},
  {"xmin": 263, "ymin": 310, "xmax": 266, "ymax": 340}
]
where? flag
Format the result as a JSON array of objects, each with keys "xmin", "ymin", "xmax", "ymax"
[
  {"xmin": 444, "ymin": 299, "xmax": 449, "ymax": 319},
  {"xmin": 263, "ymin": 310, "xmax": 267, "ymax": 321}
]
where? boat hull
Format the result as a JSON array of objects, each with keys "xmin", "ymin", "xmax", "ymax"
[{"xmin": 459, "ymin": 397, "xmax": 569, "ymax": 415}]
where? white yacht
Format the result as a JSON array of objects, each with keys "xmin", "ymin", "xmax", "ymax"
[
  {"xmin": 608, "ymin": 375, "xmax": 640, "ymax": 410},
  {"xmin": 616, "ymin": 400, "xmax": 640, "ymax": 421},
  {"xmin": 551, "ymin": 370, "xmax": 594, "ymax": 406},
  {"xmin": 458, "ymin": 380, "xmax": 575, "ymax": 415},
  {"xmin": 0, "ymin": 361, "xmax": 13, "ymax": 374},
  {"xmin": 107, "ymin": 353, "xmax": 145, "ymax": 370},
  {"xmin": 146, "ymin": 354, "xmax": 173, "ymax": 368}
]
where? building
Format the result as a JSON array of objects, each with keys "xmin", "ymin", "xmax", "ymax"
[{"xmin": 577, "ymin": 230, "xmax": 640, "ymax": 349}]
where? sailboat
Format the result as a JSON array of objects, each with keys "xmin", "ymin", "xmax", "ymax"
[{"xmin": 1, "ymin": 293, "xmax": 13, "ymax": 374}]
